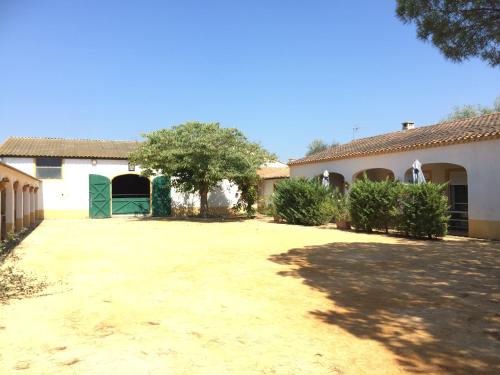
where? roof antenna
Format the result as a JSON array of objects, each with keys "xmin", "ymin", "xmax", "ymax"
[{"xmin": 352, "ymin": 126, "xmax": 360, "ymax": 140}]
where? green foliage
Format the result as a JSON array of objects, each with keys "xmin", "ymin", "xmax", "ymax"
[
  {"xmin": 348, "ymin": 176, "xmax": 399, "ymax": 232},
  {"xmin": 1, "ymin": 229, "xmax": 28, "ymax": 259},
  {"xmin": 332, "ymin": 189, "xmax": 351, "ymax": 222},
  {"xmin": 397, "ymin": 183, "xmax": 450, "ymax": 239},
  {"xmin": 130, "ymin": 122, "xmax": 273, "ymax": 217},
  {"xmin": 272, "ymin": 178, "xmax": 335, "ymax": 226},
  {"xmin": 396, "ymin": 0, "xmax": 500, "ymax": 66},
  {"xmin": 306, "ymin": 139, "xmax": 339, "ymax": 156},
  {"xmin": 232, "ymin": 174, "xmax": 259, "ymax": 217},
  {"xmin": 445, "ymin": 96, "xmax": 500, "ymax": 120}
]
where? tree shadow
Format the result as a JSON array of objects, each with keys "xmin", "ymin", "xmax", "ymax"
[{"xmin": 269, "ymin": 239, "xmax": 500, "ymax": 374}]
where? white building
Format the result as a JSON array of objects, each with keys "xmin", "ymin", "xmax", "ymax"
[
  {"xmin": 288, "ymin": 112, "xmax": 500, "ymax": 240},
  {"xmin": 257, "ymin": 161, "xmax": 289, "ymax": 209},
  {"xmin": 0, "ymin": 137, "xmax": 238, "ymax": 219}
]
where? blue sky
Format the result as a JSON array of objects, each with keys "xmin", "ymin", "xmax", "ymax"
[{"xmin": 1, "ymin": 0, "xmax": 498, "ymax": 161}]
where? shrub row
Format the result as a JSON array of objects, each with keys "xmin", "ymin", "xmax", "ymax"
[
  {"xmin": 349, "ymin": 176, "xmax": 449, "ymax": 238},
  {"xmin": 272, "ymin": 176, "xmax": 450, "ymax": 239}
]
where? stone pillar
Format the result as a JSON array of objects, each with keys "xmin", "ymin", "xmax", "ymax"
[
  {"xmin": 5, "ymin": 183, "xmax": 15, "ymax": 234},
  {"xmin": 15, "ymin": 183, "xmax": 23, "ymax": 231},
  {"xmin": 34, "ymin": 188, "xmax": 39, "ymax": 221},
  {"xmin": 30, "ymin": 187, "xmax": 35, "ymax": 225},
  {"xmin": 23, "ymin": 185, "xmax": 30, "ymax": 228}
]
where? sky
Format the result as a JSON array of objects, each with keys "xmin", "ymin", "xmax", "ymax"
[{"xmin": 1, "ymin": 1, "xmax": 499, "ymax": 161}]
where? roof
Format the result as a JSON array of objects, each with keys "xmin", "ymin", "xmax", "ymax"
[
  {"xmin": 0, "ymin": 137, "xmax": 141, "ymax": 159},
  {"xmin": 0, "ymin": 161, "xmax": 41, "ymax": 182},
  {"xmin": 289, "ymin": 112, "xmax": 500, "ymax": 166},
  {"xmin": 257, "ymin": 166, "xmax": 290, "ymax": 179}
]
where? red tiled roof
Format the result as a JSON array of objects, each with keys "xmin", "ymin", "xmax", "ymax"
[
  {"xmin": 257, "ymin": 167, "xmax": 290, "ymax": 179},
  {"xmin": 0, "ymin": 137, "xmax": 140, "ymax": 159},
  {"xmin": 289, "ymin": 112, "xmax": 500, "ymax": 166}
]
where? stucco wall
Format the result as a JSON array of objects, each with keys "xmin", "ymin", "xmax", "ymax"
[
  {"xmin": 289, "ymin": 139, "xmax": 500, "ymax": 239},
  {"xmin": 3, "ymin": 158, "xmax": 238, "ymax": 218}
]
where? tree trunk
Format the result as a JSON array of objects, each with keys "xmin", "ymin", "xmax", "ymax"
[{"xmin": 199, "ymin": 184, "xmax": 209, "ymax": 218}]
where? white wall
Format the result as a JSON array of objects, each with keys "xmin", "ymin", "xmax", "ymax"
[
  {"xmin": 3, "ymin": 158, "xmax": 239, "ymax": 213},
  {"xmin": 2, "ymin": 157, "xmax": 35, "ymax": 175},
  {"xmin": 290, "ymin": 139, "xmax": 500, "ymax": 222}
]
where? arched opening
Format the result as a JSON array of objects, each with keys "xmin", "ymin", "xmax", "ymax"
[
  {"xmin": 353, "ymin": 168, "xmax": 395, "ymax": 182},
  {"xmin": 329, "ymin": 172, "xmax": 346, "ymax": 194},
  {"xmin": 404, "ymin": 163, "xmax": 468, "ymax": 235},
  {"xmin": 111, "ymin": 174, "xmax": 150, "ymax": 215}
]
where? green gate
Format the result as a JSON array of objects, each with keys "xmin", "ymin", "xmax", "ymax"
[
  {"xmin": 89, "ymin": 174, "xmax": 111, "ymax": 218},
  {"xmin": 152, "ymin": 176, "xmax": 172, "ymax": 217},
  {"xmin": 112, "ymin": 197, "xmax": 150, "ymax": 215}
]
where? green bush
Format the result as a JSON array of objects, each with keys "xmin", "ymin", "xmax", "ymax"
[
  {"xmin": 348, "ymin": 176, "xmax": 399, "ymax": 232},
  {"xmin": 332, "ymin": 188, "xmax": 351, "ymax": 222},
  {"xmin": 397, "ymin": 183, "xmax": 449, "ymax": 239},
  {"xmin": 273, "ymin": 178, "xmax": 335, "ymax": 226}
]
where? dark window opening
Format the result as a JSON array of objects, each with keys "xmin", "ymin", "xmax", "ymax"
[
  {"xmin": 36, "ymin": 157, "xmax": 62, "ymax": 179},
  {"xmin": 448, "ymin": 185, "xmax": 468, "ymax": 232},
  {"xmin": 112, "ymin": 174, "xmax": 150, "ymax": 198}
]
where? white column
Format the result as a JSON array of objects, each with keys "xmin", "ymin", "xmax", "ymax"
[
  {"xmin": 23, "ymin": 186, "xmax": 30, "ymax": 228},
  {"xmin": 34, "ymin": 188, "xmax": 39, "ymax": 221},
  {"xmin": 30, "ymin": 188, "xmax": 35, "ymax": 225},
  {"xmin": 15, "ymin": 186, "xmax": 23, "ymax": 231},
  {"xmin": 5, "ymin": 184, "xmax": 15, "ymax": 234}
]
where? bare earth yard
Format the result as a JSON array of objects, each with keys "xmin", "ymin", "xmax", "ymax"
[{"xmin": 1, "ymin": 218, "xmax": 499, "ymax": 375}]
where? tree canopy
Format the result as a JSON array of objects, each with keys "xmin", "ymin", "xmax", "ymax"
[
  {"xmin": 396, "ymin": 0, "xmax": 500, "ymax": 66},
  {"xmin": 445, "ymin": 96, "xmax": 500, "ymax": 120},
  {"xmin": 130, "ymin": 122, "xmax": 273, "ymax": 217},
  {"xmin": 306, "ymin": 139, "xmax": 339, "ymax": 157}
]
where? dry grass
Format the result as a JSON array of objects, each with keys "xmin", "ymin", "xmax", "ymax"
[{"xmin": 0, "ymin": 218, "xmax": 499, "ymax": 374}]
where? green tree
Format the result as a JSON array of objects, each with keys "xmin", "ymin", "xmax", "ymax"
[
  {"xmin": 306, "ymin": 139, "xmax": 339, "ymax": 156},
  {"xmin": 130, "ymin": 122, "xmax": 272, "ymax": 218},
  {"xmin": 445, "ymin": 96, "xmax": 500, "ymax": 120},
  {"xmin": 396, "ymin": 1, "xmax": 500, "ymax": 66}
]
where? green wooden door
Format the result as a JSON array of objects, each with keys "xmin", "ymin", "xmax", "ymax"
[
  {"xmin": 152, "ymin": 176, "xmax": 172, "ymax": 217},
  {"xmin": 89, "ymin": 174, "xmax": 111, "ymax": 218},
  {"xmin": 112, "ymin": 197, "xmax": 150, "ymax": 215}
]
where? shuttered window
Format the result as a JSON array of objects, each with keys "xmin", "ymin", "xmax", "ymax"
[{"xmin": 36, "ymin": 157, "xmax": 62, "ymax": 179}]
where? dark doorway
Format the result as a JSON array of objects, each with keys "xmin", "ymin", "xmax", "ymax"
[{"xmin": 111, "ymin": 174, "xmax": 150, "ymax": 215}]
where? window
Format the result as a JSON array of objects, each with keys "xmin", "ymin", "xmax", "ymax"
[{"xmin": 36, "ymin": 157, "xmax": 62, "ymax": 179}]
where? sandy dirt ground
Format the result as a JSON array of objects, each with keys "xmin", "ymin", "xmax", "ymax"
[{"xmin": 0, "ymin": 218, "xmax": 499, "ymax": 375}]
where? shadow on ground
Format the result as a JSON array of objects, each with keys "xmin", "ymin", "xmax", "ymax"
[
  {"xmin": 270, "ymin": 239, "xmax": 500, "ymax": 374},
  {"xmin": 133, "ymin": 216, "xmax": 249, "ymax": 223}
]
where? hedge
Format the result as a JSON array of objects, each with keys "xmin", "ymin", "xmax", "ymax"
[
  {"xmin": 348, "ymin": 176, "xmax": 449, "ymax": 238},
  {"xmin": 396, "ymin": 182, "xmax": 449, "ymax": 238},
  {"xmin": 348, "ymin": 176, "xmax": 399, "ymax": 233},
  {"xmin": 272, "ymin": 178, "xmax": 335, "ymax": 226}
]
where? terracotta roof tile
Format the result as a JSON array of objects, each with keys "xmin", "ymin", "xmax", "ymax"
[
  {"xmin": 0, "ymin": 137, "xmax": 140, "ymax": 159},
  {"xmin": 257, "ymin": 167, "xmax": 290, "ymax": 179},
  {"xmin": 289, "ymin": 112, "xmax": 500, "ymax": 165}
]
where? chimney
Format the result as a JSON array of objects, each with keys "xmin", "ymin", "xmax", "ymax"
[{"xmin": 402, "ymin": 121, "xmax": 415, "ymax": 131}]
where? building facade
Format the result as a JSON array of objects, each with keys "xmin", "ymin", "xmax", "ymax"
[
  {"xmin": 0, "ymin": 161, "xmax": 42, "ymax": 240},
  {"xmin": 0, "ymin": 137, "xmax": 238, "ymax": 219},
  {"xmin": 289, "ymin": 113, "xmax": 500, "ymax": 240}
]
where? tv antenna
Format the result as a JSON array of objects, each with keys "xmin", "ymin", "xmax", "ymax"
[{"xmin": 352, "ymin": 126, "xmax": 360, "ymax": 140}]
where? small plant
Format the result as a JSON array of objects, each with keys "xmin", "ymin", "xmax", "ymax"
[
  {"xmin": 272, "ymin": 178, "xmax": 335, "ymax": 226},
  {"xmin": 332, "ymin": 189, "xmax": 351, "ymax": 229}
]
